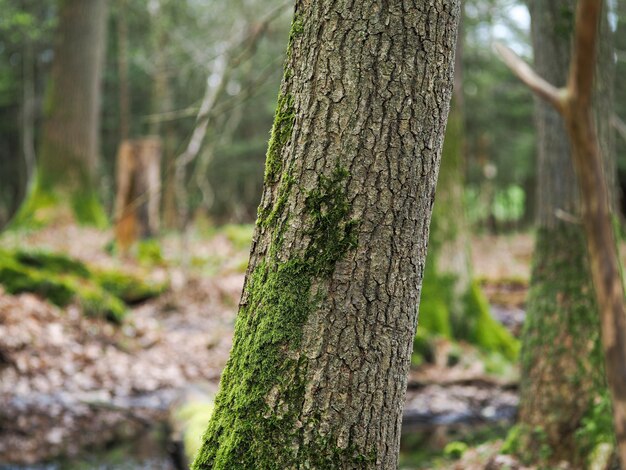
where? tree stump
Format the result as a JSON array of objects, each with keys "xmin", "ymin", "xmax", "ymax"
[{"xmin": 114, "ymin": 137, "xmax": 162, "ymax": 254}]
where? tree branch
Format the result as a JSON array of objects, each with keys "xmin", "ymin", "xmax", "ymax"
[{"xmin": 493, "ymin": 42, "xmax": 565, "ymax": 112}]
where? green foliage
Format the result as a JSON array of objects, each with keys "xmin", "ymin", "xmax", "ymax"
[
  {"xmin": 418, "ymin": 264, "xmax": 518, "ymax": 362},
  {"xmin": 0, "ymin": 248, "xmax": 166, "ymax": 322},
  {"xmin": 462, "ymin": 281, "xmax": 519, "ymax": 360},
  {"xmin": 15, "ymin": 249, "xmax": 91, "ymax": 277},
  {"xmin": 0, "ymin": 253, "xmax": 75, "ymax": 306},
  {"xmin": 11, "ymin": 175, "xmax": 108, "ymax": 229},
  {"xmin": 175, "ymin": 400, "xmax": 215, "ymax": 463},
  {"xmin": 221, "ymin": 224, "xmax": 254, "ymax": 251},
  {"xmin": 501, "ymin": 424, "xmax": 552, "ymax": 464},
  {"xmin": 137, "ymin": 239, "xmax": 165, "ymax": 266},
  {"xmin": 70, "ymin": 190, "xmax": 108, "ymax": 228},
  {"xmin": 94, "ymin": 269, "xmax": 166, "ymax": 304},
  {"xmin": 575, "ymin": 392, "xmax": 615, "ymax": 460},
  {"xmin": 443, "ymin": 441, "xmax": 468, "ymax": 460}
]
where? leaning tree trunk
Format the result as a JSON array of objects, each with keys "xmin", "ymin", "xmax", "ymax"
[
  {"xmin": 25, "ymin": 0, "xmax": 109, "ymax": 226},
  {"xmin": 192, "ymin": 1, "xmax": 460, "ymax": 469},
  {"xmin": 420, "ymin": 14, "xmax": 517, "ymax": 361},
  {"xmin": 516, "ymin": 0, "xmax": 613, "ymax": 464}
]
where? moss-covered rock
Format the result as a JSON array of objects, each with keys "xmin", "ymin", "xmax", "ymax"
[
  {"xmin": 95, "ymin": 270, "xmax": 166, "ymax": 304},
  {"xmin": 0, "ymin": 248, "xmax": 166, "ymax": 323},
  {"xmin": 0, "ymin": 252, "xmax": 75, "ymax": 306}
]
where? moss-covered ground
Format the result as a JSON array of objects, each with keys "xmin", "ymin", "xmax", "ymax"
[{"xmin": 0, "ymin": 248, "xmax": 166, "ymax": 322}]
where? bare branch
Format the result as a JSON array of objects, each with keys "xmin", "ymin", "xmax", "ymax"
[
  {"xmin": 494, "ymin": 42, "xmax": 565, "ymax": 112},
  {"xmin": 568, "ymin": 0, "xmax": 602, "ymax": 108}
]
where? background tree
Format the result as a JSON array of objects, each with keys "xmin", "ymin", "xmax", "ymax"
[
  {"xmin": 192, "ymin": 0, "xmax": 460, "ymax": 468},
  {"xmin": 18, "ymin": 0, "xmax": 109, "ymax": 226},
  {"xmin": 500, "ymin": 0, "xmax": 618, "ymax": 465},
  {"xmin": 463, "ymin": 0, "xmax": 535, "ymax": 230},
  {"xmin": 0, "ymin": 0, "xmax": 55, "ymax": 228},
  {"xmin": 418, "ymin": 9, "xmax": 518, "ymax": 362}
]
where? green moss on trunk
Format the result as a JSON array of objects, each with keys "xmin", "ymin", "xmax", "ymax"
[
  {"xmin": 416, "ymin": 97, "xmax": 517, "ymax": 361},
  {"xmin": 515, "ymin": 224, "xmax": 609, "ymax": 465},
  {"xmin": 417, "ymin": 253, "xmax": 518, "ymax": 361},
  {"xmin": 193, "ymin": 165, "xmax": 364, "ymax": 469},
  {"xmin": 12, "ymin": 173, "xmax": 108, "ymax": 229}
]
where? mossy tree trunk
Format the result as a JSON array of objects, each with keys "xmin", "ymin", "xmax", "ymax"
[
  {"xmin": 420, "ymin": 17, "xmax": 518, "ymax": 360},
  {"xmin": 192, "ymin": 1, "xmax": 460, "ymax": 468},
  {"xmin": 517, "ymin": 0, "xmax": 613, "ymax": 464},
  {"xmin": 21, "ymin": 0, "xmax": 109, "ymax": 227}
]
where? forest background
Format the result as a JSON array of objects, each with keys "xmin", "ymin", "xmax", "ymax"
[{"xmin": 1, "ymin": 0, "xmax": 626, "ymax": 468}]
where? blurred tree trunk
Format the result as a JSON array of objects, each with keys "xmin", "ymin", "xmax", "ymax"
[
  {"xmin": 148, "ymin": 0, "xmax": 177, "ymax": 229},
  {"xmin": 516, "ymin": 0, "xmax": 614, "ymax": 464},
  {"xmin": 117, "ymin": 0, "xmax": 130, "ymax": 141},
  {"xmin": 191, "ymin": 1, "xmax": 460, "ymax": 468},
  {"xmin": 419, "ymin": 14, "xmax": 518, "ymax": 361},
  {"xmin": 22, "ymin": 0, "xmax": 109, "ymax": 226}
]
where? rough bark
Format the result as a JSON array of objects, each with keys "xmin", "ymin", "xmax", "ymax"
[
  {"xmin": 500, "ymin": 0, "xmax": 620, "ymax": 464},
  {"xmin": 192, "ymin": 1, "xmax": 460, "ymax": 468},
  {"xmin": 32, "ymin": 0, "xmax": 109, "ymax": 226}
]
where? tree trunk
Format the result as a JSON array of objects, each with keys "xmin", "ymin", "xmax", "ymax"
[
  {"xmin": 516, "ymin": 0, "xmax": 612, "ymax": 464},
  {"xmin": 192, "ymin": 1, "xmax": 460, "ymax": 468},
  {"xmin": 117, "ymin": 0, "xmax": 130, "ymax": 141},
  {"xmin": 420, "ymin": 16, "xmax": 517, "ymax": 360},
  {"xmin": 26, "ymin": 0, "xmax": 109, "ymax": 226}
]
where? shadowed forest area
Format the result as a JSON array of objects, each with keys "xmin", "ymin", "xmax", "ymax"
[{"xmin": 1, "ymin": 0, "xmax": 626, "ymax": 469}]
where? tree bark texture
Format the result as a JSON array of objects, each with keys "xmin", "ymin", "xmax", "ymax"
[
  {"xmin": 517, "ymin": 0, "xmax": 612, "ymax": 463},
  {"xmin": 36, "ymin": 0, "xmax": 108, "ymax": 224},
  {"xmin": 192, "ymin": 1, "xmax": 460, "ymax": 468}
]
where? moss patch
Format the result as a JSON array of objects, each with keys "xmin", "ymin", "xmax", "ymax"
[
  {"xmin": 263, "ymin": 93, "xmax": 295, "ymax": 184},
  {"xmin": 0, "ymin": 249, "xmax": 166, "ymax": 322},
  {"xmin": 12, "ymin": 172, "xmax": 108, "ymax": 229},
  {"xmin": 418, "ymin": 262, "xmax": 518, "ymax": 362},
  {"xmin": 192, "ymin": 164, "xmax": 366, "ymax": 469},
  {"xmin": 514, "ymin": 224, "xmax": 609, "ymax": 465}
]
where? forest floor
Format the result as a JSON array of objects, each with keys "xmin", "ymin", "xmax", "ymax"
[{"xmin": 0, "ymin": 222, "xmax": 547, "ymax": 468}]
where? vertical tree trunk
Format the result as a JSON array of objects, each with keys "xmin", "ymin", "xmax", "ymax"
[
  {"xmin": 516, "ymin": 0, "xmax": 612, "ymax": 464},
  {"xmin": 117, "ymin": 0, "xmax": 130, "ymax": 141},
  {"xmin": 148, "ymin": 0, "xmax": 177, "ymax": 229},
  {"xmin": 26, "ymin": 0, "xmax": 109, "ymax": 226},
  {"xmin": 192, "ymin": 1, "xmax": 460, "ymax": 468}
]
